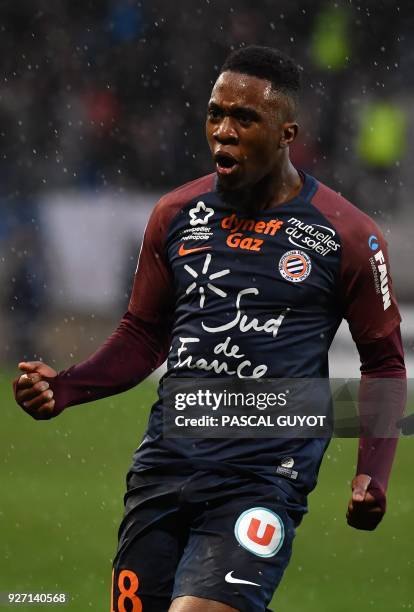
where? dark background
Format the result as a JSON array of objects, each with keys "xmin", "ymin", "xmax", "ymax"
[{"xmin": 0, "ymin": 0, "xmax": 411, "ymax": 194}]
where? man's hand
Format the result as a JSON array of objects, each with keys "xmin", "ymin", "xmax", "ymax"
[
  {"xmin": 14, "ymin": 361, "xmax": 58, "ymax": 420},
  {"xmin": 346, "ymin": 474, "xmax": 386, "ymax": 531}
]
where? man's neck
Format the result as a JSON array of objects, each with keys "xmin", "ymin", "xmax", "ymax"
[
  {"xmin": 218, "ymin": 158, "xmax": 303, "ymax": 213},
  {"xmin": 262, "ymin": 159, "xmax": 303, "ymax": 210}
]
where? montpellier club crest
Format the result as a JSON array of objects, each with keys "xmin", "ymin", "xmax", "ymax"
[
  {"xmin": 279, "ymin": 249, "xmax": 312, "ymax": 283},
  {"xmin": 234, "ymin": 507, "xmax": 284, "ymax": 557}
]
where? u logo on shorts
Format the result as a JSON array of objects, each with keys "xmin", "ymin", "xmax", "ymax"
[{"xmin": 234, "ymin": 507, "xmax": 284, "ymax": 558}]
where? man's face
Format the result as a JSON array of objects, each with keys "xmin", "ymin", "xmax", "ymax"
[{"xmin": 206, "ymin": 71, "xmax": 293, "ymax": 191}]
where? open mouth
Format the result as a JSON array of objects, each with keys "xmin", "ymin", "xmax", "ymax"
[{"xmin": 214, "ymin": 152, "xmax": 239, "ymax": 176}]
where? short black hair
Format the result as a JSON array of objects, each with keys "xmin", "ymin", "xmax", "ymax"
[{"xmin": 220, "ymin": 45, "xmax": 301, "ymax": 118}]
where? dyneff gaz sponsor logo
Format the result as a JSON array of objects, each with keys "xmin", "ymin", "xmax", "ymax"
[
  {"xmin": 221, "ymin": 213, "xmax": 283, "ymax": 252},
  {"xmin": 368, "ymin": 235, "xmax": 391, "ymax": 311},
  {"xmin": 285, "ymin": 217, "xmax": 340, "ymax": 256}
]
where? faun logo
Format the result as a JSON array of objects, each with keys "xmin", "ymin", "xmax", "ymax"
[
  {"xmin": 370, "ymin": 250, "xmax": 391, "ymax": 311},
  {"xmin": 221, "ymin": 213, "xmax": 283, "ymax": 253}
]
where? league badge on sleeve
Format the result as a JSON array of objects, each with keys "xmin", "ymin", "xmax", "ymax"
[{"xmin": 278, "ymin": 250, "xmax": 312, "ymax": 283}]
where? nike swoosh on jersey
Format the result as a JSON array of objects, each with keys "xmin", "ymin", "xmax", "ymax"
[
  {"xmin": 224, "ymin": 571, "xmax": 261, "ymax": 586},
  {"xmin": 178, "ymin": 243, "xmax": 211, "ymax": 256}
]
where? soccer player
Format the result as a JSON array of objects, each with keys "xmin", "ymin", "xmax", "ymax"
[{"xmin": 14, "ymin": 46, "xmax": 406, "ymax": 612}]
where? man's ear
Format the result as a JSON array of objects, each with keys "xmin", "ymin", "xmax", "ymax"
[{"xmin": 280, "ymin": 122, "xmax": 299, "ymax": 148}]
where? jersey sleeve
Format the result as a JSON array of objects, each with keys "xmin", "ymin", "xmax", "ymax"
[
  {"xmin": 128, "ymin": 198, "xmax": 175, "ymax": 323},
  {"xmin": 30, "ymin": 198, "xmax": 178, "ymax": 415},
  {"xmin": 128, "ymin": 173, "xmax": 215, "ymax": 321},
  {"xmin": 355, "ymin": 326, "xmax": 406, "ymax": 498},
  {"xmin": 340, "ymin": 225, "xmax": 401, "ymax": 343},
  {"xmin": 310, "ymin": 181, "xmax": 401, "ymax": 342},
  {"xmin": 36, "ymin": 311, "xmax": 171, "ymax": 415}
]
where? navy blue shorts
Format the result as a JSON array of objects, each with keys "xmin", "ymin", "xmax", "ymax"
[{"xmin": 112, "ymin": 466, "xmax": 302, "ymax": 612}]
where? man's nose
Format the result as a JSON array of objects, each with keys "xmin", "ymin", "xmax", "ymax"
[{"xmin": 213, "ymin": 116, "xmax": 238, "ymax": 144}]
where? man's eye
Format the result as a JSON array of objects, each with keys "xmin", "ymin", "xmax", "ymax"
[
  {"xmin": 237, "ymin": 115, "xmax": 252, "ymax": 126},
  {"xmin": 208, "ymin": 108, "xmax": 221, "ymax": 120}
]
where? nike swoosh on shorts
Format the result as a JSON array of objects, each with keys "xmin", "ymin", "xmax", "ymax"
[{"xmin": 224, "ymin": 571, "xmax": 261, "ymax": 587}]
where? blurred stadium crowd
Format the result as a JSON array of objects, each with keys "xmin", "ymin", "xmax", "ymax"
[
  {"xmin": 0, "ymin": 1, "xmax": 413, "ymax": 363},
  {"xmin": 1, "ymin": 0, "xmax": 412, "ymax": 195}
]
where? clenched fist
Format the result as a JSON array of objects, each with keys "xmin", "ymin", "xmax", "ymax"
[
  {"xmin": 14, "ymin": 361, "xmax": 58, "ymax": 420},
  {"xmin": 346, "ymin": 474, "xmax": 386, "ymax": 531}
]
